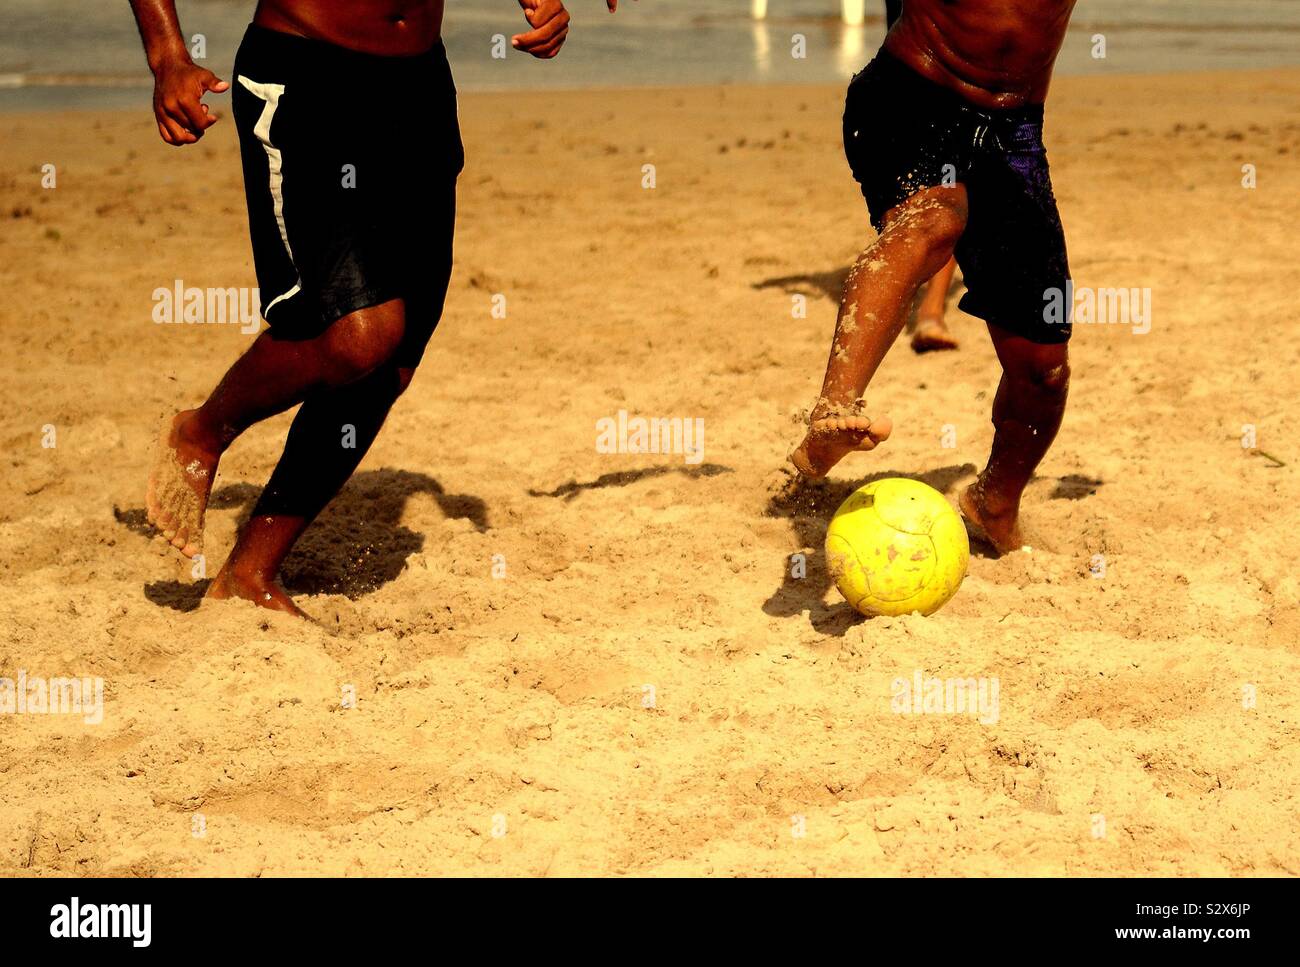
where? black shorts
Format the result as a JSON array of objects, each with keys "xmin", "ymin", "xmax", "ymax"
[
  {"xmin": 843, "ymin": 50, "xmax": 1072, "ymax": 344},
  {"xmin": 232, "ymin": 24, "xmax": 464, "ymax": 363}
]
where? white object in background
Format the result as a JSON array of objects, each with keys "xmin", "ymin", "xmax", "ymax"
[{"xmin": 753, "ymin": 2, "xmax": 865, "ymax": 27}]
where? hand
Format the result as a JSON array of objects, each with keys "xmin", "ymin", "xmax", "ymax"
[
  {"xmin": 513, "ymin": 1, "xmax": 570, "ymax": 59},
  {"xmin": 512, "ymin": 2, "xmax": 635, "ymax": 59},
  {"xmin": 151, "ymin": 58, "xmax": 229, "ymax": 146}
]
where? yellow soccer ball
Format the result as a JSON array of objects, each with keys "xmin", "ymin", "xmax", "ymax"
[{"xmin": 825, "ymin": 477, "xmax": 969, "ymax": 617}]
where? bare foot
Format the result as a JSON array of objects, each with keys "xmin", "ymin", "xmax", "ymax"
[
  {"xmin": 790, "ymin": 403, "xmax": 893, "ymax": 479},
  {"xmin": 206, "ymin": 567, "xmax": 309, "ymax": 618},
  {"xmin": 911, "ymin": 317, "xmax": 959, "ymax": 353},
  {"xmin": 959, "ymin": 479, "xmax": 1026, "ymax": 556},
  {"xmin": 145, "ymin": 410, "xmax": 220, "ymax": 558}
]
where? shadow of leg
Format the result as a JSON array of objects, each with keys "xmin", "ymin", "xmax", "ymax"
[
  {"xmin": 127, "ymin": 468, "xmax": 490, "ymax": 605},
  {"xmin": 143, "ymin": 579, "xmax": 211, "ymax": 613}
]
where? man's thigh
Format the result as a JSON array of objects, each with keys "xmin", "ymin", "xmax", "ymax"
[{"xmin": 954, "ymin": 140, "xmax": 1072, "ymax": 347}]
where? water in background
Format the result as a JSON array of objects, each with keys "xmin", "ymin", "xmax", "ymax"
[{"xmin": 3, "ymin": 0, "xmax": 1300, "ymax": 111}]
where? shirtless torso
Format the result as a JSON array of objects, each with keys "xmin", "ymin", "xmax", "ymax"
[
  {"xmin": 130, "ymin": 0, "xmax": 583, "ymax": 143},
  {"xmin": 886, "ymin": 0, "xmax": 1078, "ymax": 108},
  {"xmin": 252, "ymin": 0, "xmax": 445, "ymax": 57}
]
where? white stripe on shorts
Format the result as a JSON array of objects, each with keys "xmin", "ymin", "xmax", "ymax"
[{"xmin": 237, "ymin": 75, "xmax": 301, "ymax": 313}]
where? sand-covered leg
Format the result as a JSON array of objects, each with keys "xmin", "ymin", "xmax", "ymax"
[
  {"xmin": 791, "ymin": 188, "xmax": 966, "ymax": 478},
  {"xmin": 145, "ymin": 409, "xmax": 220, "ymax": 558}
]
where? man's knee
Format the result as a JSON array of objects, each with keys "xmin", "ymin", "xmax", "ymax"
[
  {"xmin": 1016, "ymin": 349, "xmax": 1071, "ymax": 395},
  {"xmin": 323, "ymin": 301, "xmax": 406, "ymax": 381},
  {"xmin": 884, "ymin": 190, "xmax": 968, "ymax": 262},
  {"xmin": 920, "ymin": 203, "xmax": 967, "ymax": 256}
]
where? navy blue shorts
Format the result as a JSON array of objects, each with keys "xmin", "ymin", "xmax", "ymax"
[
  {"xmin": 843, "ymin": 50, "xmax": 1072, "ymax": 345},
  {"xmin": 232, "ymin": 24, "xmax": 464, "ymax": 365}
]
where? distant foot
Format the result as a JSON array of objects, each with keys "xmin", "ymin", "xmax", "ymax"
[
  {"xmin": 145, "ymin": 409, "xmax": 220, "ymax": 558},
  {"xmin": 790, "ymin": 403, "xmax": 893, "ymax": 479},
  {"xmin": 206, "ymin": 567, "xmax": 309, "ymax": 618},
  {"xmin": 959, "ymin": 480, "xmax": 1025, "ymax": 556},
  {"xmin": 911, "ymin": 317, "xmax": 959, "ymax": 353}
]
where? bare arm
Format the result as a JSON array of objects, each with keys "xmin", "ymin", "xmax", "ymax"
[{"xmin": 128, "ymin": 0, "xmax": 230, "ymax": 146}]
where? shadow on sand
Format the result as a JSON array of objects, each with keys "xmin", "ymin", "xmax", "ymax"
[
  {"xmin": 752, "ymin": 267, "xmax": 852, "ymax": 304},
  {"xmin": 120, "ymin": 469, "xmax": 489, "ymax": 612},
  {"xmin": 527, "ymin": 463, "xmax": 733, "ymax": 501}
]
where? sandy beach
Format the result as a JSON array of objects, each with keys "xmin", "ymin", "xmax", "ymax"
[{"xmin": 1, "ymin": 66, "xmax": 1298, "ymax": 876}]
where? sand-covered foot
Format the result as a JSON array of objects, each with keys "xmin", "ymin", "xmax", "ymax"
[
  {"xmin": 206, "ymin": 567, "xmax": 309, "ymax": 619},
  {"xmin": 790, "ymin": 408, "xmax": 893, "ymax": 479},
  {"xmin": 959, "ymin": 480, "xmax": 1026, "ymax": 556},
  {"xmin": 145, "ymin": 409, "xmax": 219, "ymax": 558},
  {"xmin": 911, "ymin": 317, "xmax": 959, "ymax": 353}
]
